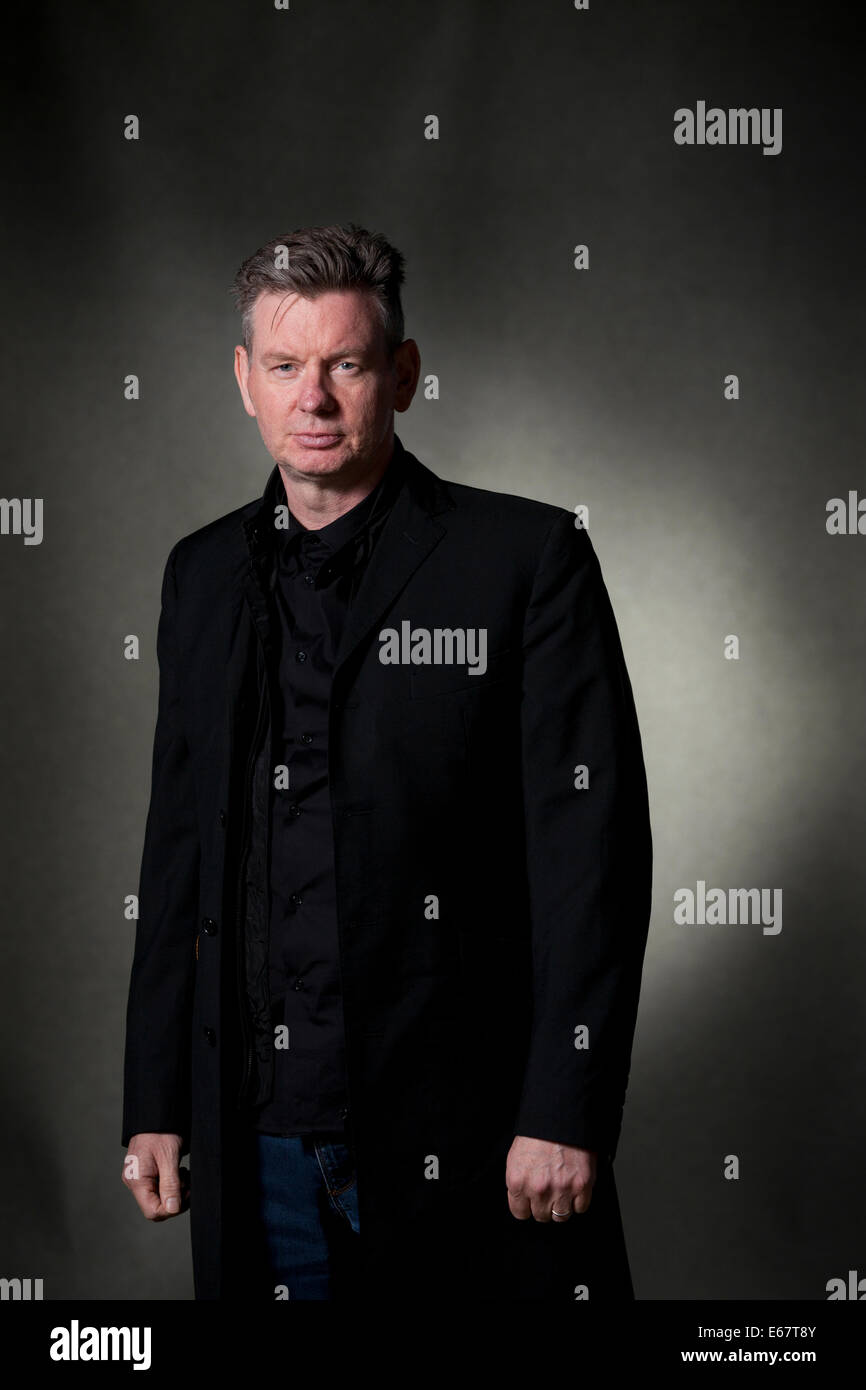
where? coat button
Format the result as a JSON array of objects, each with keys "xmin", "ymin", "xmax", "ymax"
[
  {"xmin": 288, "ymin": 893, "xmax": 303, "ymax": 910},
  {"xmin": 296, "ymin": 650, "xmax": 308, "ymax": 663},
  {"xmin": 201, "ymin": 917, "xmax": 218, "ymax": 935},
  {"xmin": 300, "ymin": 732, "xmax": 313, "ymax": 745},
  {"xmin": 204, "ymin": 1027, "xmax": 216, "ymax": 1045}
]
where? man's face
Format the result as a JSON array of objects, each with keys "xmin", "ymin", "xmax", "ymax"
[{"xmin": 233, "ymin": 287, "xmax": 418, "ymax": 483}]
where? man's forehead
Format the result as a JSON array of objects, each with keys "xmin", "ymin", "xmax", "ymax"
[{"xmin": 252, "ymin": 287, "xmax": 378, "ymax": 344}]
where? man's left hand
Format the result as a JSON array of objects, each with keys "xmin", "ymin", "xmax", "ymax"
[{"xmin": 505, "ymin": 1136, "xmax": 597, "ymax": 1222}]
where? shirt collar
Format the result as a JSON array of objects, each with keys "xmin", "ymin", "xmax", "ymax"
[
  {"xmin": 287, "ymin": 464, "xmax": 384, "ymax": 556},
  {"xmin": 269, "ymin": 433, "xmax": 407, "ymax": 566}
]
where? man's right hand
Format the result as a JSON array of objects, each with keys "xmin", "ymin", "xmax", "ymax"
[{"xmin": 122, "ymin": 1133, "xmax": 189, "ymax": 1221}]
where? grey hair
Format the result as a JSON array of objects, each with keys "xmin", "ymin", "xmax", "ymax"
[{"xmin": 231, "ymin": 222, "xmax": 406, "ymax": 359}]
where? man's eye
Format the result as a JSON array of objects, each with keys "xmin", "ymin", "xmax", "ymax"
[{"xmin": 273, "ymin": 362, "xmax": 357, "ymax": 372}]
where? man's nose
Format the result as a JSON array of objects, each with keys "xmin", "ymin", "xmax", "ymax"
[{"xmin": 297, "ymin": 367, "xmax": 335, "ymax": 411}]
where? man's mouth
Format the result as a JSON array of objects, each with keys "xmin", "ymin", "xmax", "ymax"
[{"xmin": 294, "ymin": 433, "xmax": 343, "ymax": 448}]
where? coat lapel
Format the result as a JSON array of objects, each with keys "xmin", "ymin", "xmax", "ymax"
[{"xmin": 332, "ymin": 446, "xmax": 451, "ymax": 678}]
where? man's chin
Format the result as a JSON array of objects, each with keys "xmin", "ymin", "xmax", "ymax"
[{"xmin": 279, "ymin": 443, "xmax": 352, "ymax": 474}]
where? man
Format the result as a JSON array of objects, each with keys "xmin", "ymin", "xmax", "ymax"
[{"xmin": 121, "ymin": 222, "xmax": 653, "ymax": 1301}]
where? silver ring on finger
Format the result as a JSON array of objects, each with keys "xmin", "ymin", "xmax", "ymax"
[{"xmin": 551, "ymin": 1206, "xmax": 571, "ymax": 1221}]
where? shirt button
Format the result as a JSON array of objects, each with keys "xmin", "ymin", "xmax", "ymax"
[
  {"xmin": 288, "ymin": 893, "xmax": 303, "ymax": 910},
  {"xmin": 300, "ymin": 732, "xmax": 313, "ymax": 745},
  {"xmin": 288, "ymin": 802, "xmax": 301, "ymax": 818},
  {"xmin": 292, "ymin": 977, "xmax": 306, "ymax": 991},
  {"xmin": 296, "ymin": 650, "xmax": 308, "ymax": 663},
  {"xmin": 339, "ymin": 1107, "xmax": 349, "ymax": 1121},
  {"xmin": 303, "ymin": 573, "xmax": 315, "ymax": 586}
]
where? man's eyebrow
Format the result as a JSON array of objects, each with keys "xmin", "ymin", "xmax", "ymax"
[{"xmin": 259, "ymin": 347, "xmax": 368, "ymax": 363}]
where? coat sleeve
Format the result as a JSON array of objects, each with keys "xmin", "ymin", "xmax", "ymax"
[
  {"xmin": 121, "ymin": 541, "xmax": 200, "ymax": 1151},
  {"xmin": 512, "ymin": 510, "xmax": 652, "ymax": 1163}
]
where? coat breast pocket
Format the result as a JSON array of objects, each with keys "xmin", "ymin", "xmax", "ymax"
[{"xmin": 408, "ymin": 647, "xmax": 520, "ymax": 700}]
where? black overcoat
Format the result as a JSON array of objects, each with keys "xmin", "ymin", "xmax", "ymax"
[{"xmin": 122, "ymin": 434, "xmax": 653, "ymax": 1302}]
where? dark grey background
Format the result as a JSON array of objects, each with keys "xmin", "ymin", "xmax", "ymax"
[{"xmin": 1, "ymin": 0, "xmax": 862, "ymax": 1299}]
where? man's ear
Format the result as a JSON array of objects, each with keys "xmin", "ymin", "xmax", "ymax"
[
  {"xmin": 393, "ymin": 338, "xmax": 421, "ymax": 414},
  {"xmin": 234, "ymin": 345, "xmax": 257, "ymax": 418}
]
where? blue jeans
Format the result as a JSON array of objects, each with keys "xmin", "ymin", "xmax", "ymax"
[{"xmin": 254, "ymin": 1133, "xmax": 361, "ymax": 1300}]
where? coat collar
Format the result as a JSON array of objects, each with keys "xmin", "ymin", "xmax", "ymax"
[{"xmin": 238, "ymin": 432, "xmax": 454, "ymax": 681}]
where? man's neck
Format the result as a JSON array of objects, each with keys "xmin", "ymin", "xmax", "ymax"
[{"xmin": 276, "ymin": 436, "xmax": 395, "ymax": 532}]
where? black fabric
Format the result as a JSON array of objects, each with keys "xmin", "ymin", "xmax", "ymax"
[
  {"xmin": 253, "ymin": 446, "xmax": 404, "ymax": 1134},
  {"xmin": 122, "ymin": 433, "xmax": 653, "ymax": 1300}
]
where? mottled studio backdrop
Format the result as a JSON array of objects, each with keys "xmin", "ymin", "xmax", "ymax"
[{"xmin": 0, "ymin": 0, "xmax": 862, "ymax": 1300}]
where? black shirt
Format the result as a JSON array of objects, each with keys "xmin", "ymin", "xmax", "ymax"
[{"xmin": 252, "ymin": 438, "xmax": 405, "ymax": 1136}]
